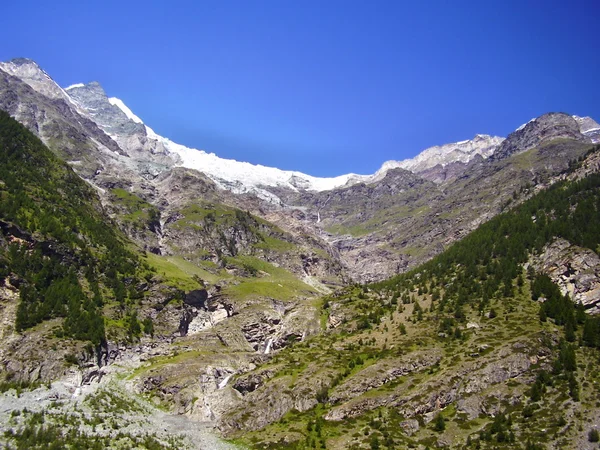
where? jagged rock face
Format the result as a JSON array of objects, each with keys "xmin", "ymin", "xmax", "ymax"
[
  {"xmin": 154, "ymin": 168, "xmax": 222, "ymax": 207},
  {"xmin": 0, "ymin": 59, "xmax": 176, "ymax": 187},
  {"xmin": 287, "ymin": 138, "xmax": 592, "ymax": 282},
  {"xmin": 162, "ymin": 207, "xmax": 274, "ymax": 260},
  {"xmin": 568, "ymin": 145, "xmax": 600, "ymax": 181},
  {"xmin": 492, "ymin": 112, "xmax": 589, "ymax": 161},
  {"xmin": 66, "ymin": 82, "xmax": 146, "ymax": 136},
  {"xmin": 0, "ymin": 68, "xmax": 126, "ymax": 170},
  {"xmin": 0, "ymin": 58, "xmax": 73, "ymax": 104},
  {"xmin": 322, "ymin": 343, "xmax": 538, "ymax": 424},
  {"xmin": 275, "ymin": 167, "xmax": 435, "ymax": 224},
  {"xmin": 531, "ymin": 239, "xmax": 600, "ymax": 313},
  {"xmin": 417, "ymin": 153, "xmax": 485, "ymax": 184},
  {"xmin": 232, "ymin": 369, "xmax": 274, "ymax": 395},
  {"xmin": 66, "ymin": 82, "xmax": 176, "ymax": 169},
  {"xmin": 0, "ymin": 65, "xmax": 166, "ymax": 206}
]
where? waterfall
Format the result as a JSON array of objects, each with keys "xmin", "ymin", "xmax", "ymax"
[
  {"xmin": 157, "ymin": 217, "xmax": 167, "ymax": 255},
  {"xmin": 264, "ymin": 338, "xmax": 273, "ymax": 354}
]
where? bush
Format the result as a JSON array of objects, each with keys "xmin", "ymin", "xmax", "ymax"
[
  {"xmin": 433, "ymin": 413, "xmax": 445, "ymax": 432},
  {"xmin": 588, "ymin": 429, "xmax": 599, "ymax": 442}
]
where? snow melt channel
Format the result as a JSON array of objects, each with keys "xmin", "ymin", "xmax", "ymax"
[{"xmin": 218, "ymin": 374, "xmax": 234, "ymax": 390}]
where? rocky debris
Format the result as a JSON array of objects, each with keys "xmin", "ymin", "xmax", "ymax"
[
  {"xmin": 531, "ymin": 238, "xmax": 600, "ymax": 312},
  {"xmin": 0, "ymin": 370, "xmax": 238, "ymax": 450}
]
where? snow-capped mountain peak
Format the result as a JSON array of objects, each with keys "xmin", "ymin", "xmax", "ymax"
[
  {"xmin": 0, "ymin": 58, "xmax": 81, "ymax": 110},
  {"xmin": 54, "ymin": 83, "xmax": 510, "ymax": 196},
  {"xmin": 57, "ymin": 81, "xmax": 368, "ymax": 197},
  {"xmin": 375, "ymin": 134, "xmax": 505, "ymax": 176},
  {"xmin": 9, "ymin": 67, "xmax": 584, "ymax": 198}
]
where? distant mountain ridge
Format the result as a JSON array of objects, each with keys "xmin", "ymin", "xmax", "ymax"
[
  {"xmin": 4, "ymin": 58, "xmax": 597, "ymax": 201},
  {"xmin": 0, "ymin": 57, "xmax": 598, "ymax": 284}
]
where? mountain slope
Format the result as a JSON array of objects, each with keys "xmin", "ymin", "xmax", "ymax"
[
  {"xmin": 274, "ymin": 115, "xmax": 594, "ymax": 282},
  {"xmin": 1, "ymin": 57, "xmax": 600, "ymax": 450},
  {"xmin": 0, "ymin": 110, "xmax": 145, "ymax": 379},
  {"xmin": 219, "ymin": 145, "xmax": 600, "ymax": 449}
]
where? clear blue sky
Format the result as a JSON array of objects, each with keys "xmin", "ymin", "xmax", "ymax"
[{"xmin": 1, "ymin": 0, "xmax": 599, "ymax": 176}]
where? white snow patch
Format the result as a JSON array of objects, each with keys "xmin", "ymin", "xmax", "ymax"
[
  {"xmin": 516, "ymin": 118, "xmax": 536, "ymax": 132},
  {"xmin": 161, "ymin": 136, "xmax": 363, "ymax": 193},
  {"xmin": 65, "ymin": 83, "xmax": 85, "ymax": 90},
  {"xmin": 108, "ymin": 97, "xmax": 144, "ymax": 124}
]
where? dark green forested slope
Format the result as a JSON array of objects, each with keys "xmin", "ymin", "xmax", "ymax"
[{"xmin": 0, "ymin": 110, "xmax": 144, "ymax": 346}]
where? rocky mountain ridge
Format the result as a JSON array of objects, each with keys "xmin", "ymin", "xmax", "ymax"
[
  {"xmin": 7, "ymin": 58, "xmax": 597, "ymax": 202},
  {"xmin": 1, "ymin": 58, "xmax": 597, "ymax": 286}
]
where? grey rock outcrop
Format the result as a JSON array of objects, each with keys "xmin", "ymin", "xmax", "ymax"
[
  {"xmin": 531, "ymin": 238, "xmax": 600, "ymax": 313},
  {"xmin": 492, "ymin": 112, "xmax": 589, "ymax": 161}
]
